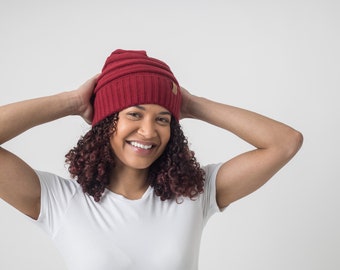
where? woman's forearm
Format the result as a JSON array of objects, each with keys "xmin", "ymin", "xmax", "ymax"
[
  {"xmin": 185, "ymin": 94, "xmax": 303, "ymax": 155},
  {"xmin": 0, "ymin": 91, "xmax": 80, "ymax": 144}
]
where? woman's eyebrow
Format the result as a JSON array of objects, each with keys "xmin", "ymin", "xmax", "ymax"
[
  {"xmin": 134, "ymin": 105, "xmax": 145, "ymax": 110},
  {"xmin": 159, "ymin": 111, "xmax": 171, "ymax": 115}
]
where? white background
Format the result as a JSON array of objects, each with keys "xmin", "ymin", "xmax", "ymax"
[{"xmin": 0, "ymin": 0, "xmax": 339, "ymax": 269}]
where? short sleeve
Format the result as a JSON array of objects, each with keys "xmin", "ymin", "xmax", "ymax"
[
  {"xmin": 35, "ymin": 170, "xmax": 78, "ymax": 237},
  {"xmin": 201, "ymin": 163, "xmax": 223, "ymax": 225}
]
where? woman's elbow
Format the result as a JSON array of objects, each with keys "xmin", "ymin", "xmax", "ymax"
[{"xmin": 284, "ymin": 129, "xmax": 304, "ymax": 159}]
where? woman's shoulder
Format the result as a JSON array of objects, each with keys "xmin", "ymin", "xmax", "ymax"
[
  {"xmin": 34, "ymin": 170, "xmax": 80, "ymax": 197},
  {"xmin": 201, "ymin": 163, "xmax": 223, "ymax": 181}
]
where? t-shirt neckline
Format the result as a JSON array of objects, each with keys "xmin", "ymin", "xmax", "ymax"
[{"xmin": 104, "ymin": 185, "xmax": 153, "ymax": 202}]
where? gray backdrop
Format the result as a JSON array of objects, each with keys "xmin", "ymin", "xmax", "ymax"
[{"xmin": 0, "ymin": 0, "xmax": 339, "ymax": 269}]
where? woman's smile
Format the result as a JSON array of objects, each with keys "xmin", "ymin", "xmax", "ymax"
[
  {"xmin": 128, "ymin": 140, "xmax": 154, "ymax": 150},
  {"xmin": 126, "ymin": 140, "xmax": 158, "ymax": 156}
]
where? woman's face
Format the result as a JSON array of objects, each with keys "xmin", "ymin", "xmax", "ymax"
[{"xmin": 110, "ymin": 104, "xmax": 171, "ymax": 170}]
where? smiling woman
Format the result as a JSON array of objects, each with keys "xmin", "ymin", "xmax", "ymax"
[{"xmin": 0, "ymin": 49, "xmax": 302, "ymax": 270}]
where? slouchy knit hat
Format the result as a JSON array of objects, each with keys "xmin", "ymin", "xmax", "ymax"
[{"xmin": 92, "ymin": 49, "xmax": 181, "ymax": 126}]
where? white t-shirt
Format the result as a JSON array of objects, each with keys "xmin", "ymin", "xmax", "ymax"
[{"xmin": 35, "ymin": 163, "xmax": 222, "ymax": 270}]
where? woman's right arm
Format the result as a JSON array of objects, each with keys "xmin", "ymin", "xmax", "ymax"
[{"xmin": 0, "ymin": 76, "xmax": 98, "ymax": 219}]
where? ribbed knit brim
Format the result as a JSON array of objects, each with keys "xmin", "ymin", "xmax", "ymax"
[{"xmin": 92, "ymin": 49, "xmax": 181, "ymax": 126}]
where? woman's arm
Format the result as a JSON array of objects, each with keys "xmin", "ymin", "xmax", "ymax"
[
  {"xmin": 0, "ymin": 76, "xmax": 97, "ymax": 219},
  {"xmin": 180, "ymin": 88, "xmax": 303, "ymax": 208}
]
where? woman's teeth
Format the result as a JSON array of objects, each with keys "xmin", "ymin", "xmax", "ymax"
[{"xmin": 130, "ymin": 141, "xmax": 153, "ymax": 150}]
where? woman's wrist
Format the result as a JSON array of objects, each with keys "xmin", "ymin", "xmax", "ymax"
[
  {"xmin": 62, "ymin": 90, "xmax": 85, "ymax": 117},
  {"xmin": 180, "ymin": 88, "xmax": 207, "ymax": 120},
  {"xmin": 184, "ymin": 95, "xmax": 211, "ymax": 120}
]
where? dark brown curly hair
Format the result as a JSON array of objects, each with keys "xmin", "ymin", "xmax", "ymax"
[{"xmin": 65, "ymin": 114, "xmax": 205, "ymax": 202}]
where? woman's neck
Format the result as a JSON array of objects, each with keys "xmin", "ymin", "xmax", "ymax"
[{"xmin": 107, "ymin": 165, "xmax": 150, "ymax": 200}]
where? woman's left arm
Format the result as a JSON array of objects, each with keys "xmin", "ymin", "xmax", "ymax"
[{"xmin": 180, "ymin": 88, "xmax": 303, "ymax": 208}]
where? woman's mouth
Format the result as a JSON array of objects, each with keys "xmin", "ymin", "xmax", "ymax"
[{"xmin": 129, "ymin": 141, "xmax": 154, "ymax": 150}]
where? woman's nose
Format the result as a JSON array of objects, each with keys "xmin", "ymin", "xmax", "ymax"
[{"xmin": 137, "ymin": 119, "xmax": 157, "ymax": 138}]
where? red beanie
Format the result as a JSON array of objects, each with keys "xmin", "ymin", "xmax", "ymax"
[{"xmin": 92, "ymin": 49, "xmax": 182, "ymax": 126}]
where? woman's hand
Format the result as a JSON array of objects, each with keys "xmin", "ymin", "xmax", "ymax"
[
  {"xmin": 179, "ymin": 86, "xmax": 195, "ymax": 120},
  {"xmin": 73, "ymin": 74, "xmax": 100, "ymax": 124}
]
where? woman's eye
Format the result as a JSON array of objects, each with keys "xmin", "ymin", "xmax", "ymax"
[
  {"xmin": 127, "ymin": 112, "xmax": 141, "ymax": 119},
  {"xmin": 157, "ymin": 117, "xmax": 170, "ymax": 124}
]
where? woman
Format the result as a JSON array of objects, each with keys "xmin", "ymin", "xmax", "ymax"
[{"xmin": 0, "ymin": 49, "xmax": 303, "ymax": 269}]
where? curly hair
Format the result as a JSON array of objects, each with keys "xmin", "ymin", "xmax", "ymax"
[{"xmin": 65, "ymin": 114, "xmax": 205, "ymax": 202}]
